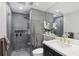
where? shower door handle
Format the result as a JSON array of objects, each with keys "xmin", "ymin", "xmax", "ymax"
[{"xmin": 27, "ymin": 42, "xmax": 31, "ymax": 45}]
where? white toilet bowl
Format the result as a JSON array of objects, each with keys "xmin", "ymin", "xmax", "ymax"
[{"xmin": 32, "ymin": 48, "xmax": 43, "ymax": 56}]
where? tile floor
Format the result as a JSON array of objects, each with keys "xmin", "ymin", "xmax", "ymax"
[{"xmin": 11, "ymin": 48, "xmax": 30, "ymax": 56}]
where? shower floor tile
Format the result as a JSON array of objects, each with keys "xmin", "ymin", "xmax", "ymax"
[{"xmin": 11, "ymin": 49, "xmax": 30, "ymax": 56}]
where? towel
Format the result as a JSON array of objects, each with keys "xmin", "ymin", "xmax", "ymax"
[
  {"xmin": 32, "ymin": 24, "xmax": 37, "ymax": 48},
  {"xmin": 0, "ymin": 36, "xmax": 10, "ymax": 56},
  {"xmin": 4, "ymin": 36, "xmax": 10, "ymax": 50}
]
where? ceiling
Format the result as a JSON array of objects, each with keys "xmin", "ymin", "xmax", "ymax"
[
  {"xmin": 8, "ymin": 2, "xmax": 79, "ymax": 15},
  {"xmin": 8, "ymin": 2, "xmax": 56, "ymax": 14},
  {"xmin": 47, "ymin": 2, "xmax": 79, "ymax": 15}
]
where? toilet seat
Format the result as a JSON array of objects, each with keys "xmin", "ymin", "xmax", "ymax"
[{"xmin": 32, "ymin": 48, "xmax": 43, "ymax": 56}]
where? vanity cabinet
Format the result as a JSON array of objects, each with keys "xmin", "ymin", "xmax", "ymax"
[{"xmin": 43, "ymin": 44, "xmax": 62, "ymax": 56}]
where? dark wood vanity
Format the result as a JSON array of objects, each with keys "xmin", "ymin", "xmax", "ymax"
[
  {"xmin": 43, "ymin": 39, "xmax": 79, "ymax": 56},
  {"xmin": 43, "ymin": 44, "xmax": 62, "ymax": 56}
]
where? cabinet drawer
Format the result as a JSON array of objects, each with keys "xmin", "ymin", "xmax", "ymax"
[{"xmin": 43, "ymin": 44, "xmax": 62, "ymax": 56}]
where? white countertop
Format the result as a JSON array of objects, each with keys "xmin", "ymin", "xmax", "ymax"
[{"xmin": 43, "ymin": 39, "xmax": 79, "ymax": 56}]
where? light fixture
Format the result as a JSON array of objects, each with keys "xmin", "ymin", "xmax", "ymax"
[
  {"xmin": 19, "ymin": 6, "xmax": 23, "ymax": 10},
  {"xmin": 55, "ymin": 10, "xmax": 60, "ymax": 12},
  {"xmin": 54, "ymin": 9, "xmax": 63, "ymax": 16},
  {"xmin": 35, "ymin": 3, "xmax": 38, "ymax": 6}
]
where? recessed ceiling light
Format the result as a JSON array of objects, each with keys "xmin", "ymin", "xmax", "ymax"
[
  {"xmin": 55, "ymin": 10, "xmax": 60, "ymax": 12},
  {"xmin": 36, "ymin": 3, "xmax": 38, "ymax": 6},
  {"xmin": 19, "ymin": 6, "xmax": 23, "ymax": 10}
]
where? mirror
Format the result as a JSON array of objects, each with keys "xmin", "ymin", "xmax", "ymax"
[{"xmin": 53, "ymin": 15, "xmax": 63, "ymax": 37}]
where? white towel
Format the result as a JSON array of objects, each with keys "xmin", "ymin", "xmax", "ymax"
[{"xmin": 3, "ymin": 36, "xmax": 10, "ymax": 50}]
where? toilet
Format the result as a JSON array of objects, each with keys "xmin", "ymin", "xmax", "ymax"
[{"xmin": 32, "ymin": 48, "xmax": 43, "ymax": 56}]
